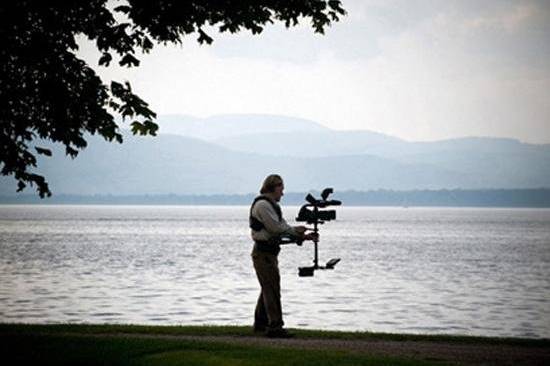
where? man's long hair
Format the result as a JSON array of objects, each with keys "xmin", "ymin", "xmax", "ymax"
[{"xmin": 260, "ymin": 174, "xmax": 283, "ymax": 194}]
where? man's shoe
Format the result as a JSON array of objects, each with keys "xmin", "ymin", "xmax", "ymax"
[{"xmin": 265, "ymin": 328, "xmax": 294, "ymax": 338}]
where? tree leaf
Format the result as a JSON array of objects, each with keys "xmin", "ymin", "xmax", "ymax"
[
  {"xmin": 99, "ymin": 52, "xmax": 112, "ymax": 66},
  {"xmin": 197, "ymin": 29, "xmax": 213, "ymax": 45},
  {"xmin": 113, "ymin": 5, "xmax": 131, "ymax": 14},
  {"xmin": 119, "ymin": 53, "xmax": 140, "ymax": 67},
  {"xmin": 35, "ymin": 147, "xmax": 52, "ymax": 156}
]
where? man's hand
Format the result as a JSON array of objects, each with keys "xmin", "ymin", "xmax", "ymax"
[
  {"xmin": 303, "ymin": 232, "xmax": 319, "ymax": 241},
  {"xmin": 294, "ymin": 226, "xmax": 318, "ymax": 241}
]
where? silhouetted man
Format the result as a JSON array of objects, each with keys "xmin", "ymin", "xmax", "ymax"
[{"xmin": 249, "ymin": 174, "xmax": 317, "ymax": 338}]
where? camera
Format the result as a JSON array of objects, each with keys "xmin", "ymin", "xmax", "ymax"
[
  {"xmin": 296, "ymin": 189, "xmax": 340, "ymax": 224},
  {"xmin": 296, "ymin": 206, "xmax": 336, "ymax": 223}
]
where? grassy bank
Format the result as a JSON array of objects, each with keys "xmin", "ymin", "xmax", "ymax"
[
  {"xmin": 2, "ymin": 323, "xmax": 547, "ymax": 346},
  {"xmin": 1, "ymin": 323, "xmax": 548, "ymax": 365}
]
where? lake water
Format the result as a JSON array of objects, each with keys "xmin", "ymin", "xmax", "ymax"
[{"xmin": 1, "ymin": 205, "xmax": 549, "ymax": 338}]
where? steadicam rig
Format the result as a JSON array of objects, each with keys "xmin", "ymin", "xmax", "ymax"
[{"xmin": 295, "ymin": 188, "xmax": 342, "ymax": 277}]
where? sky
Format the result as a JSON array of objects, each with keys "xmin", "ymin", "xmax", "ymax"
[{"xmin": 78, "ymin": 0, "xmax": 550, "ymax": 143}]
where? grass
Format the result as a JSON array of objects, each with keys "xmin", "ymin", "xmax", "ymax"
[
  {"xmin": 1, "ymin": 323, "xmax": 547, "ymax": 346},
  {"xmin": 0, "ymin": 333, "xmax": 427, "ymax": 366},
  {"xmin": 1, "ymin": 323, "xmax": 548, "ymax": 365}
]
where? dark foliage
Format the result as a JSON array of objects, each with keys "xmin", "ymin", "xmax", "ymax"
[{"xmin": 0, "ymin": 1, "xmax": 345, "ymax": 197}]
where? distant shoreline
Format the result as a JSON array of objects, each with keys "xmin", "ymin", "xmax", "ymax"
[{"xmin": 1, "ymin": 188, "xmax": 550, "ymax": 208}]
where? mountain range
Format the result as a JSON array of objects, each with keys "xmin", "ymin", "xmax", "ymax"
[{"xmin": 1, "ymin": 114, "xmax": 549, "ymax": 196}]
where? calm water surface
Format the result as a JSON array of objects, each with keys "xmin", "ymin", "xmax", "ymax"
[{"xmin": 1, "ymin": 205, "xmax": 549, "ymax": 338}]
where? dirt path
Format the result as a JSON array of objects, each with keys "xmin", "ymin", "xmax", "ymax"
[{"xmin": 56, "ymin": 332, "xmax": 550, "ymax": 366}]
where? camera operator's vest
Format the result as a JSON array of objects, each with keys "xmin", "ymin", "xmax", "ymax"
[
  {"xmin": 249, "ymin": 195, "xmax": 282, "ymax": 255},
  {"xmin": 249, "ymin": 195, "xmax": 282, "ymax": 231}
]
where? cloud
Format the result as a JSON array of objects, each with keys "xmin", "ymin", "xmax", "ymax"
[
  {"xmin": 344, "ymin": 1, "xmax": 550, "ymax": 142},
  {"xmin": 77, "ymin": 0, "xmax": 550, "ymax": 143},
  {"xmin": 462, "ymin": 2, "xmax": 542, "ymax": 33}
]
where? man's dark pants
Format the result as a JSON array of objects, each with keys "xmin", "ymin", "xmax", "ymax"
[{"xmin": 251, "ymin": 246, "xmax": 284, "ymax": 331}]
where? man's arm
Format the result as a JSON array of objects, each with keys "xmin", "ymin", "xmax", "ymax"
[{"xmin": 254, "ymin": 201, "xmax": 297, "ymax": 237}]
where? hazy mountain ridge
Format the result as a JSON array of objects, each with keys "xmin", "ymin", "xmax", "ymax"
[
  {"xmin": 156, "ymin": 114, "xmax": 329, "ymax": 141},
  {"xmin": 0, "ymin": 133, "xmax": 475, "ymax": 195},
  {"xmin": 1, "ymin": 114, "xmax": 548, "ymax": 196},
  {"xmin": 213, "ymin": 130, "xmax": 405, "ymax": 157}
]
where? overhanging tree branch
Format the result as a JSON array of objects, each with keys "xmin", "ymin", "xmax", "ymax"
[{"xmin": 0, "ymin": 1, "xmax": 346, "ymax": 197}]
